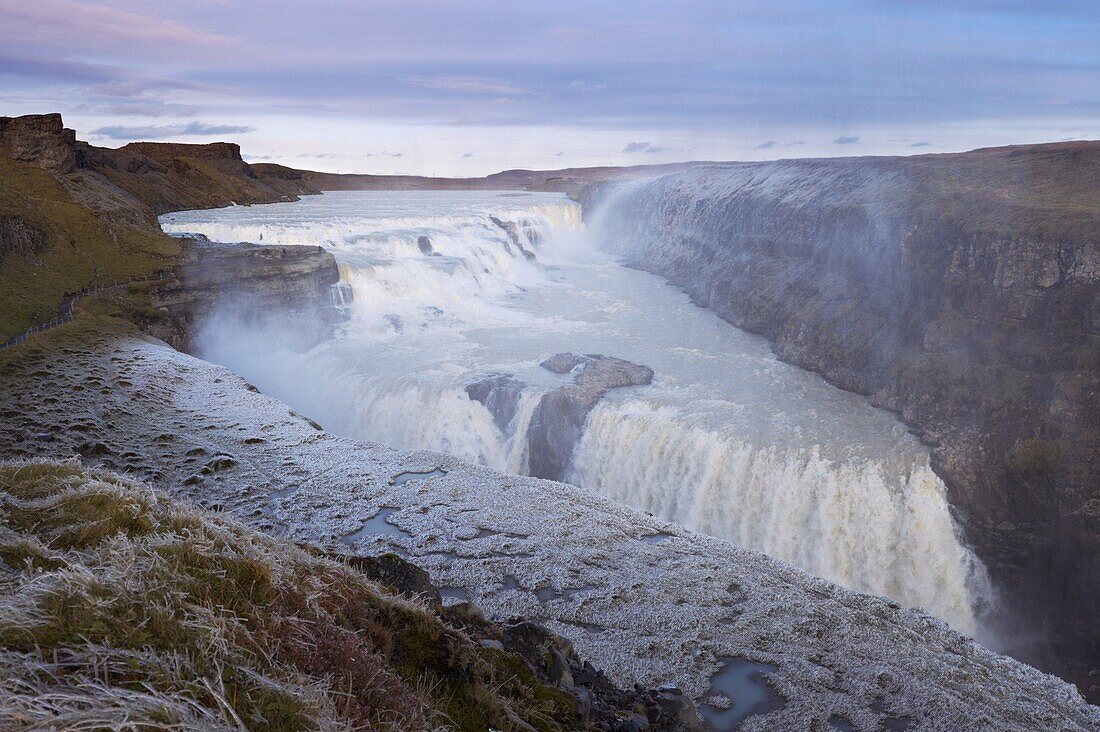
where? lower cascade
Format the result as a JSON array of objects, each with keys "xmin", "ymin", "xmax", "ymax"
[{"xmin": 161, "ymin": 189, "xmax": 992, "ymax": 637}]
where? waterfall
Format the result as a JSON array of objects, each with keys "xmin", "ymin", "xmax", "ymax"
[
  {"xmin": 571, "ymin": 400, "xmax": 986, "ymax": 633},
  {"xmin": 161, "ymin": 189, "xmax": 993, "ymax": 638}
]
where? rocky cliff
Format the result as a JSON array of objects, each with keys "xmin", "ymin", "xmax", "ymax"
[
  {"xmin": 145, "ymin": 240, "xmax": 343, "ymax": 351},
  {"xmin": 0, "ymin": 113, "xmax": 334, "ymax": 340},
  {"xmin": 593, "ymin": 143, "xmax": 1100, "ymax": 697}
]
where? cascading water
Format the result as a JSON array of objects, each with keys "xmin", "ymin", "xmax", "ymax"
[{"xmin": 160, "ymin": 189, "xmax": 991, "ymax": 636}]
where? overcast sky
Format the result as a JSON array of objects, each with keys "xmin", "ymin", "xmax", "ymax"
[{"xmin": 1, "ymin": 0, "xmax": 1098, "ymax": 175}]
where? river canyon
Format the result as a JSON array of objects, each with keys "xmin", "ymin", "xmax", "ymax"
[{"xmin": 161, "ymin": 189, "xmax": 994, "ymax": 640}]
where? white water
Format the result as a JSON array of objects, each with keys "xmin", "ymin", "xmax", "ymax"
[{"xmin": 161, "ymin": 190, "xmax": 990, "ymax": 635}]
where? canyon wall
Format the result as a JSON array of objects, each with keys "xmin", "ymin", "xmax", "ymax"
[
  {"xmin": 146, "ymin": 241, "xmax": 343, "ymax": 351},
  {"xmin": 592, "ymin": 143, "xmax": 1100, "ymax": 696}
]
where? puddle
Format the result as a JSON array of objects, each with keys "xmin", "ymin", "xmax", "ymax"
[
  {"xmin": 465, "ymin": 527, "xmax": 530, "ymax": 540},
  {"xmin": 870, "ymin": 698, "xmax": 913, "ymax": 730},
  {"xmin": 536, "ymin": 584, "xmax": 597, "ymax": 603},
  {"xmin": 419, "ymin": 549, "xmax": 460, "ymax": 560},
  {"xmin": 390, "ymin": 468, "xmax": 446, "ymax": 486},
  {"xmin": 342, "ymin": 507, "xmax": 413, "ymax": 544},
  {"xmin": 698, "ymin": 657, "xmax": 785, "ymax": 731},
  {"xmin": 558, "ymin": 618, "xmax": 606, "ymax": 634},
  {"xmin": 267, "ymin": 484, "xmax": 301, "ymax": 500},
  {"xmin": 641, "ymin": 532, "xmax": 674, "ymax": 543},
  {"xmin": 827, "ymin": 717, "xmax": 856, "ymax": 731},
  {"xmin": 501, "ymin": 575, "xmax": 523, "ymax": 591},
  {"xmin": 439, "ymin": 587, "xmax": 470, "ymax": 604}
]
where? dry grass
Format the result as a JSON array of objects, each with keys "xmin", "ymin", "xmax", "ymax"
[{"xmin": 0, "ymin": 461, "xmax": 581, "ymax": 731}]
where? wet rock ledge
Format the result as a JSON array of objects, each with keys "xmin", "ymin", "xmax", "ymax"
[
  {"xmin": 144, "ymin": 237, "xmax": 343, "ymax": 351},
  {"xmin": 467, "ymin": 353, "xmax": 654, "ymax": 482}
]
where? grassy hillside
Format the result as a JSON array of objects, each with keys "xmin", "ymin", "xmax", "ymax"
[
  {"xmin": 0, "ymin": 461, "xmax": 594, "ymax": 731},
  {"xmin": 0, "ymin": 157, "xmax": 179, "ymax": 340}
]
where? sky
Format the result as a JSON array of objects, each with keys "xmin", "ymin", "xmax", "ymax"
[{"xmin": 1, "ymin": 0, "xmax": 1098, "ymax": 176}]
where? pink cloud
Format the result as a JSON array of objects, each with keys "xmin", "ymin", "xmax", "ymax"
[
  {"xmin": 406, "ymin": 74, "xmax": 529, "ymax": 96},
  {"xmin": 0, "ymin": 0, "xmax": 238, "ymax": 55}
]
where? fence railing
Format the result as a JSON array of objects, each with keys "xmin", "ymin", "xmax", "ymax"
[{"xmin": 1, "ymin": 271, "xmax": 169, "ymax": 350}]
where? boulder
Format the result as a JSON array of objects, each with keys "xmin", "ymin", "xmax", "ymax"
[
  {"xmin": 343, "ymin": 552, "xmax": 442, "ymax": 607},
  {"xmin": 526, "ymin": 354, "xmax": 653, "ymax": 481},
  {"xmin": 466, "ymin": 373, "xmax": 528, "ymax": 433}
]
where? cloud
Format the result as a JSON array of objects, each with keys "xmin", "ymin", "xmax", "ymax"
[
  {"xmin": 756, "ymin": 140, "xmax": 778, "ymax": 149},
  {"xmin": 785, "ymin": 140, "xmax": 807, "ymax": 146},
  {"xmin": 833, "ymin": 135, "xmax": 860, "ymax": 145},
  {"xmin": 622, "ymin": 141, "xmax": 669, "ymax": 154},
  {"xmin": 568, "ymin": 80, "xmax": 607, "ymax": 92},
  {"xmin": 0, "ymin": 0, "xmax": 237, "ymax": 55},
  {"xmin": 910, "ymin": 141, "xmax": 932, "ymax": 147},
  {"xmin": 406, "ymin": 74, "xmax": 528, "ymax": 95},
  {"xmin": 461, "ymin": 152, "xmax": 474, "ymax": 157},
  {"xmin": 296, "ymin": 152, "xmax": 337, "ymax": 159},
  {"xmin": 90, "ymin": 122, "xmax": 254, "ymax": 140}
]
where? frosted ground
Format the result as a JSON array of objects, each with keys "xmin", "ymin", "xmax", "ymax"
[{"xmin": 1, "ymin": 324, "xmax": 1096, "ymax": 731}]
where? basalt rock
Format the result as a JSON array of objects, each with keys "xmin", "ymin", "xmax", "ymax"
[
  {"xmin": 0, "ymin": 216, "xmax": 47, "ymax": 263},
  {"xmin": 146, "ymin": 239, "xmax": 342, "ymax": 351},
  {"xmin": 0, "ymin": 113, "xmax": 77, "ymax": 174},
  {"xmin": 490, "ymin": 215, "xmax": 538, "ymax": 260},
  {"xmin": 527, "ymin": 353, "xmax": 654, "ymax": 481},
  {"xmin": 466, "ymin": 373, "xmax": 528, "ymax": 433},
  {"xmin": 342, "ymin": 551, "xmax": 442, "ymax": 607},
  {"xmin": 500, "ymin": 620, "xmax": 704, "ymax": 731}
]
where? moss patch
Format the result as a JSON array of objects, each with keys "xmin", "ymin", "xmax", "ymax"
[{"xmin": 0, "ymin": 157, "xmax": 179, "ymax": 340}]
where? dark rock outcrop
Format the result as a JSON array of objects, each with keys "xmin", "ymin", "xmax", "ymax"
[
  {"xmin": 465, "ymin": 373, "xmax": 528, "ymax": 432},
  {"xmin": 490, "ymin": 215, "xmax": 538, "ymax": 260},
  {"xmin": 0, "ymin": 216, "xmax": 46, "ymax": 263},
  {"xmin": 527, "ymin": 353, "xmax": 654, "ymax": 481},
  {"xmin": 497, "ymin": 620, "xmax": 704, "ymax": 731},
  {"xmin": 146, "ymin": 240, "xmax": 342, "ymax": 351},
  {"xmin": 417, "ymin": 235, "xmax": 433, "ymax": 254},
  {"xmin": 0, "ymin": 113, "xmax": 77, "ymax": 173},
  {"xmin": 594, "ymin": 143, "xmax": 1100, "ymax": 696},
  {"xmin": 341, "ymin": 551, "xmax": 443, "ymax": 607},
  {"xmin": 315, "ymin": 549, "xmax": 704, "ymax": 729}
]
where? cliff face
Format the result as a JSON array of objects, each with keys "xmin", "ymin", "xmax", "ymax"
[
  {"xmin": 594, "ymin": 143, "xmax": 1100, "ymax": 694},
  {"xmin": 79, "ymin": 138, "xmax": 321, "ymax": 214},
  {"xmin": 146, "ymin": 241, "xmax": 343, "ymax": 351},
  {"xmin": 0, "ymin": 113, "xmax": 78, "ymax": 173},
  {"xmin": 0, "ymin": 113, "xmax": 328, "ymax": 340}
]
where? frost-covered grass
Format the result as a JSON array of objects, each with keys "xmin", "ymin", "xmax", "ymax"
[{"xmin": 0, "ymin": 460, "xmax": 579, "ymax": 731}]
